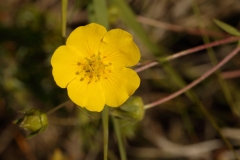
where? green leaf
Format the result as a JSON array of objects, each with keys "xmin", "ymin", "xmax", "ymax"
[
  {"xmin": 213, "ymin": 19, "xmax": 240, "ymax": 36},
  {"xmin": 87, "ymin": 2, "xmax": 96, "ymax": 23},
  {"xmin": 92, "ymin": 0, "xmax": 109, "ymax": 29},
  {"xmin": 61, "ymin": 0, "xmax": 68, "ymax": 44}
]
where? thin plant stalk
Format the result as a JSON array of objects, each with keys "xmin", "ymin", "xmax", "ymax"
[
  {"xmin": 222, "ymin": 70, "xmax": 240, "ymax": 79},
  {"xmin": 46, "ymin": 0, "xmax": 69, "ymax": 116},
  {"xmin": 112, "ymin": 117, "xmax": 127, "ymax": 160},
  {"xmin": 102, "ymin": 106, "xmax": 109, "ymax": 160},
  {"xmin": 192, "ymin": 1, "xmax": 239, "ymax": 158},
  {"xmin": 164, "ymin": 37, "xmax": 240, "ymax": 61},
  {"xmin": 144, "ymin": 46, "xmax": 240, "ymax": 109},
  {"xmin": 61, "ymin": 0, "xmax": 68, "ymax": 45},
  {"xmin": 47, "ymin": 100, "xmax": 71, "ymax": 115},
  {"xmin": 47, "ymin": 0, "xmax": 69, "ymax": 116},
  {"xmin": 145, "ymin": 45, "xmax": 240, "ymax": 159},
  {"xmin": 137, "ymin": 16, "xmax": 228, "ymax": 38},
  {"xmin": 177, "ymin": 103, "xmax": 199, "ymax": 142},
  {"xmin": 93, "ymin": 0, "xmax": 109, "ymax": 29},
  {"xmin": 192, "ymin": 0, "xmax": 238, "ymax": 116},
  {"xmin": 92, "ymin": 0, "xmax": 109, "ymax": 159},
  {"xmin": 111, "ymin": 5, "xmax": 238, "ymax": 158},
  {"xmin": 135, "ymin": 37, "xmax": 240, "ymax": 73}
]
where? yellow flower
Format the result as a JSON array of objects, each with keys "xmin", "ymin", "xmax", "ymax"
[{"xmin": 51, "ymin": 23, "xmax": 140, "ymax": 112}]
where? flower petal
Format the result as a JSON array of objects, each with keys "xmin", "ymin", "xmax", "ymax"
[
  {"xmin": 99, "ymin": 29, "xmax": 140, "ymax": 67},
  {"xmin": 101, "ymin": 67, "xmax": 140, "ymax": 107},
  {"xmin": 51, "ymin": 46, "xmax": 85, "ymax": 88},
  {"xmin": 67, "ymin": 23, "xmax": 107, "ymax": 56},
  {"xmin": 67, "ymin": 79, "xmax": 105, "ymax": 112}
]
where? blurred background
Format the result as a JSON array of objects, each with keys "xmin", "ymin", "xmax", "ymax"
[{"xmin": 1, "ymin": 0, "xmax": 240, "ymax": 159}]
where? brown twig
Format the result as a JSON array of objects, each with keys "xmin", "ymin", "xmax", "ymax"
[
  {"xmin": 135, "ymin": 62, "xmax": 158, "ymax": 73},
  {"xmin": 144, "ymin": 46, "xmax": 240, "ymax": 109},
  {"xmin": 221, "ymin": 70, "xmax": 240, "ymax": 79},
  {"xmin": 166, "ymin": 36, "xmax": 240, "ymax": 61},
  {"xmin": 137, "ymin": 16, "xmax": 229, "ymax": 38},
  {"xmin": 135, "ymin": 36, "xmax": 240, "ymax": 73}
]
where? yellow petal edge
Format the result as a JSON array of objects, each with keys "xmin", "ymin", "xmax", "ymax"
[{"xmin": 51, "ymin": 23, "xmax": 141, "ymax": 112}]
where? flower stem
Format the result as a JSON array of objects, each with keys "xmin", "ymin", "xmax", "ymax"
[
  {"xmin": 47, "ymin": 100, "xmax": 71, "ymax": 115},
  {"xmin": 135, "ymin": 37, "xmax": 240, "ymax": 73},
  {"xmin": 144, "ymin": 46, "xmax": 240, "ymax": 159},
  {"xmin": 192, "ymin": 1, "xmax": 239, "ymax": 158},
  {"xmin": 165, "ymin": 37, "xmax": 240, "ymax": 61},
  {"xmin": 61, "ymin": 0, "xmax": 68, "ymax": 45},
  {"xmin": 112, "ymin": 117, "xmax": 127, "ymax": 160},
  {"xmin": 192, "ymin": 0, "xmax": 238, "ymax": 116},
  {"xmin": 102, "ymin": 106, "xmax": 109, "ymax": 160},
  {"xmin": 144, "ymin": 46, "xmax": 240, "ymax": 109}
]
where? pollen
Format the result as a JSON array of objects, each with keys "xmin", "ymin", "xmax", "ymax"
[
  {"xmin": 51, "ymin": 23, "xmax": 141, "ymax": 112},
  {"xmin": 77, "ymin": 54, "xmax": 111, "ymax": 83}
]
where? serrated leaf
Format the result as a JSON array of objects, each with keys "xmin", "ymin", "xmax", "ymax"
[{"xmin": 214, "ymin": 19, "xmax": 240, "ymax": 36}]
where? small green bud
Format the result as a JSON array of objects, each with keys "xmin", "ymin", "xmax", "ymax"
[
  {"xmin": 111, "ymin": 96, "xmax": 145, "ymax": 121},
  {"xmin": 14, "ymin": 109, "xmax": 48, "ymax": 138},
  {"xmin": 111, "ymin": 96, "xmax": 145, "ymax": 138}
]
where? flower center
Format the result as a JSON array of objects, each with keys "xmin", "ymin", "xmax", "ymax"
[{"xmin": 76, "ymin": 54, "xmax": 112, "ymax": 84}]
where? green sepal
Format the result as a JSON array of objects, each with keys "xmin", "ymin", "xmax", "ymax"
[
  {"xmin": 111, "ymin": 96, "xmax": 145, "ymax": 122},
  {"xmin": 13, "ymin": 108, "xmax": 48, "ymax": 138}
]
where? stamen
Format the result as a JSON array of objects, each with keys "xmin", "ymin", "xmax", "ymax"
[{"xmin": 77, "ymin": 54, "xmax": 112, "ymax": 84}]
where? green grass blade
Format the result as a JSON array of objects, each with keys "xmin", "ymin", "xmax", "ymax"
[
  {"xmin": 92, "ymin": 0, "xmax": 109, "ymax": 29},
  {"xmin": 192, "ymin": 1, "xmax": 239, "ymax": 159},
  {"xmin": 89, "ymin": 1, "xmax": 110, "ymax": 159},
  {"xmin": 214, "ymin": 19, "xmax": 240, "ymax": 36},
  {"xmin": 110, "ymin": 0, "xmax": 167, "ymax": 55},
  {"xmin": 61, "ymin": 0, "xmax": 68, "ymax": 44}
]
